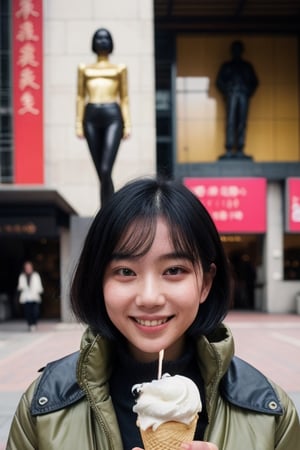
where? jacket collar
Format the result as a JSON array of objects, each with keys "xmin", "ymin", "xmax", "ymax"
[
  {"xmin": 195, "ymin": 323, "xmax": 283, "ymax": 417},
  {"xmin": 195, "ymin": 323, "xmax": 234, "ymax": 418},
  {"xmin": 196, "ymin": 323, "xmax": 234, "ymax": 386},
  {"xmin": 31, "ymin": 324, "xmax": 283, "ymax": 417}
]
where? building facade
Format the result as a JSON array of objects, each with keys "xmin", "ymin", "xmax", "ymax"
[
  {"xmin": 154, "ymin": 1, "xmax": 300, "ymax": 314},
  {"xmin": 0, "ymin": 0, "xmax": 300, "ymax": 321}
]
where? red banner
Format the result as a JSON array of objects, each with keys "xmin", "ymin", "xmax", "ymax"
[
  {"xmin": 12, "ymin": 0, "xmax": 44, "ymax": 184},
  {"xmin": 286, "ymin": 178, "xmax": 300, "ymax": 232},
  {"xmin": 184, "ymin": 177, "xmax": 266, "ymax": 233}
]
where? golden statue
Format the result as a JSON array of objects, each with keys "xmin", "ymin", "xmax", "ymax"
[{"xmin": 76, "ymin": 28, "xmax": 131, "ymax": 206}]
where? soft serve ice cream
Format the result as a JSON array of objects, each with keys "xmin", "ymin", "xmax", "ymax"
[
  {"xmin": 132, "ymin": 373, "xmax": 202, "ymax": 430},
  {"xmin": 132, "ymin": 373, "xmax": 202, "ymax": 450}
]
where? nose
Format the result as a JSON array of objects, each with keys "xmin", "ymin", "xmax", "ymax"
[{"xmin": 135, "ymin": 275, "xmax": 165, "ymax": 308}]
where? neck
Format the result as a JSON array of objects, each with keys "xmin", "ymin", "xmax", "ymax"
[{"xmin": 97, "ymin": 54, "xmax": 109, "ymax": 63}]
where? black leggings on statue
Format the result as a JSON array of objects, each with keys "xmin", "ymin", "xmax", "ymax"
[{"xmin": 83, "ymin": 103, "xmax": 123, "ymax": 206}]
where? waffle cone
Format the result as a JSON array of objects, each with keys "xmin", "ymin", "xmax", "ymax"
[{"xmin": 139, "ymin": 416, "xmax": 198, "ymax": 450}]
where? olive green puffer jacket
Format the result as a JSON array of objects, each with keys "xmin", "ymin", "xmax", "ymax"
[{"xmin": 7, "ymin": 324, "xmax": 300, "ymax": 450}]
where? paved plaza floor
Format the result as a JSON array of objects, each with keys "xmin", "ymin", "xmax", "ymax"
[{"xmin": 1, "ymin": 311, "xmax": 300, "ymax": 449}]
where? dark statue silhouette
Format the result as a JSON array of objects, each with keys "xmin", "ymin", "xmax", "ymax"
[
  {"xmin": 76, "ymin": 29, "xmax": 131, "ymax": 206},
  {"xmin": 216, "ymin": 41, "xmax": 258, "ymax": 159}
]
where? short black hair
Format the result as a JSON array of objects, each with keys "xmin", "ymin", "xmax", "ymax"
[
  {"xmin": 91, "ymin": 28, "xmax": 113, "ymax": 54},
  {"xmin": 70, "ymin": 178, "xmax": 232, "ymax": 338}
]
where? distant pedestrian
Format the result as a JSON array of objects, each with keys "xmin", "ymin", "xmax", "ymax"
[{"xmin": 17, "ymin": 261, "xmax": 43, "ymax": 331}]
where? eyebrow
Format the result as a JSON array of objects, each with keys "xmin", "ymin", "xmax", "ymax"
[
  {"xmin": 110, "ymin": 251, "xmax": 193, "ymax": 262},
  {"xmin": 159, "ymin": 252, "xmax": 193, "ymax": 261},
  {"xmin": 110, "ymin": 253, "xmax": 138, "ymax": 261}
]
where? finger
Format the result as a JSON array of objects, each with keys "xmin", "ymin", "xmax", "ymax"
[
  {"xmin": 181, "ymin": 442, "xmax": 218, "ymax": 450},
  {"xmin": 206, "ymin": 444, "xmax": 218, "ymax": 450}
]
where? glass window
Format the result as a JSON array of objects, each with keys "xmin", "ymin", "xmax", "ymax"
[
  {"xmin": 0, "ymin": 0, "xmax": 13, "ymax": 183},
  {"xmin": 284, "ymin": 234, "xmax": 300, "ymax": 280}
]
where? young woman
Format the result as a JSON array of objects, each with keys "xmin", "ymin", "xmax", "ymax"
[{"xmin": 7, "ymin": 178, "xmax": 299, "ymax": 450}]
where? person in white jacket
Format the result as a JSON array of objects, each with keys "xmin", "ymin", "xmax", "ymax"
[{"xmin": 17, "ymin": 261, "xmax": 43, "ymax": 331}]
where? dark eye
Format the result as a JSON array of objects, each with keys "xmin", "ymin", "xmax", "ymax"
[
  {"xmin": 118, "ymin": 268, "xmax": 135, "ymax": 276},
  {"xmin": 165, "ymin": 267, "xmax": 183, "ymax": 276}
]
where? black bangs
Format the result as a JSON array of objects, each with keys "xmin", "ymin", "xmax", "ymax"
[
  {"xmin": 112, "ymin": 215, "xmax": 199, "ymax": 265},
  {"xmin": 167, "ymin": 218, "xmax": 200, "ymax": 265},
  {"xmin": 112, "ymin": 217, "xmax": 157, "ymax": 258}
]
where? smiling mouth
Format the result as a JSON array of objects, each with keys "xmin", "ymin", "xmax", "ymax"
[{"xmin": 134, "ymin": 317, "xmax": 172, "ymax": 327}]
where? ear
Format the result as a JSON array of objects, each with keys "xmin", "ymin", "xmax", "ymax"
[{"xmin": 199, "ymin": 263, "xmax": 216, "ymax": 305}]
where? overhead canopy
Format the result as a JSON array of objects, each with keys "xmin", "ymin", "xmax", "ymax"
[
  {"xmin": 0, "ymin": 187, "xmax": 78, "ymax": 238},
  {"xmin": 155, "ymin": 0, "xmax": 300, "ymax": 31}
]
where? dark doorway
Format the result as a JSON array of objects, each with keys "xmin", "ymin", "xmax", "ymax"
[
  {"xmin": 221, "ymin": 234, "xmax": 263, "ymax": 310},
  {"xmin": 0, "ymin": 237, "xmax": 60, "ymax": 320}
]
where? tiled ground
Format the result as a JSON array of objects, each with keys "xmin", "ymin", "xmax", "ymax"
[
  {"xmin": 225, "ymin": 312, "xmax": 300, "ymax": 392},
  {"xmin": 1, "ymin": 312, "xmax": 299, "ymax": 449},
  {"xmin": 0, "ymin": 320, "xmax": 84, "ymax": 450}
]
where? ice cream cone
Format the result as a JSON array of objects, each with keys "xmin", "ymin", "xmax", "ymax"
[{"xmin": 139, "ymin": 415, "xmax": 198, "ymax": 450}]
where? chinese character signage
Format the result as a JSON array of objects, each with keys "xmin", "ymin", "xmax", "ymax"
[
  {"xmin": 184, "ymin": 178, "xmax": 266, "ymax": 233},
  {"xmin": 13, "ymin": 0, "xmax": 44, "ymax": 183},
  {"xmin": 286, "ymin": 178, "xmax": 300, "ymax": 232},
  {"xmin": 0, "ymin": 217, "xmax": 57, "ymax": 237}
]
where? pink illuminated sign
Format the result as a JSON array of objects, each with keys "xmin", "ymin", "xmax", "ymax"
[
  {"xmin": 286, "ymin": 178, "xmax": 300, "ymax": 232},
  {"xmin": 184, "ymin": 177, "xmax": 266, "ymax": 233}
]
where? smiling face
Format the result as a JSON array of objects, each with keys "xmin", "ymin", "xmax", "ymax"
[{"xmin": 103, "ymin": 218, "xmax": 214, "ymax": 362}]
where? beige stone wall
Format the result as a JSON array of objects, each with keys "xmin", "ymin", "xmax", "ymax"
[{"xmin": 44, "ymin": 0, "xmax": 156, "ymax": 215}]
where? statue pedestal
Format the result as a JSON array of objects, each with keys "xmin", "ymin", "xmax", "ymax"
[
  {"xmin": 219, "ymin": 151, "xmax": 253, "ymax": 161},
  {"xmin": 175, "ymin": 160, "xmax": 300, "ymax": 180}
]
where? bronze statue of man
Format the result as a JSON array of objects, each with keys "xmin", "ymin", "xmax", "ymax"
[
  {"xmin": 216, "ymin": 41, "xmax": 258, "ymax": 158},
  {"xmin": 76, "ymin": 28, "xmax": 131, "ymax": 206}
]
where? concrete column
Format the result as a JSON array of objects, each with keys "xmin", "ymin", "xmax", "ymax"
[
  {"xmin": 60, "ymin": 226, "xmax": 72, "ymax": 322},
  {"xmin": 263, "ymin": 182, "xmax": 283, "ymax": 311},
  {"xmin": 60, "ymin": 215, "xmax": 93, "ymax": 322},
  {"xmin": 263, "ymin": 182, "xmax": 300, "ymax": 313}
]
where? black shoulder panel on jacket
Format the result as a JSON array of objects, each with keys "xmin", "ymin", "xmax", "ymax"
[
  {"xmin": 220, "ymin": 356, "xmax": 283, "ymax": 415},
  {"xmin": 30, "ymin": 353, "xmax": 283, "ymax": 417},
  {"xmin": 30, "ymin": 351, "xmax": 85, "ymax": 416}
]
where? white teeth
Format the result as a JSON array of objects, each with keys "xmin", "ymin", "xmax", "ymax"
[{"xmin": 135, "ymin": 318, "xmax": 168, "ymax": 327}]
